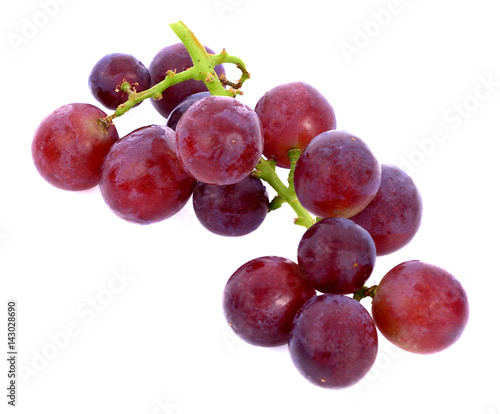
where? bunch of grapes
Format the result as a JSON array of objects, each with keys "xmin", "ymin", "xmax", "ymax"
[{"xmin": 31, "ymin": 21, "xmax": 469, "ymax": 389}]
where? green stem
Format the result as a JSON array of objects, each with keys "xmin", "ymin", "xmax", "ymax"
[
  {"xmin": 169, "ymin": 21, "xmax": 230, "ymax": 97},
  {"xmin": 112, "ymin": 67, "xmax": 198, "ymax": 119},
  {"xmin": 253, "ymin": 150, "xmax": 316, "ymax": 229},
  {"xmin": 353, "ymin": 285, "xmax": 378, "ymax": 302},
  {"xmin": 213, "ymin": 50, "xmax": 251, "ymax": 91},
  {"xmin": 102, "ymin": 20, "xmax": 250, "ymax": 125}
]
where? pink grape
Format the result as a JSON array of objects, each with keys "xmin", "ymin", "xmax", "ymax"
[
  {"xmin": 351, "ymin": 164, "xmax": 423, "ymax": 255},
  {"xmin": 99, "ymin": 125, "xmax": 196, "ymax": 224},
  {"xmin": 223, "ymin": 256, "xmax": 316, "ymax": 347},
  {"xmin": 254, "ymin": 82, "xmax": 336, "ymax": 168},
  {"xmin": 175, "ymin": 96, "xmax": 263, "ymax": 185},
  {"xmin": 297, "ymin": 217, "xmax": 376, "ymax": 294},
  {"xmin": 289, "ymin": 294, "xmax": 378, "ymax": 388},
  {"xmin": 294, "ymin": 130, "xmax": 381, "ymax": 218},
  {"xmin": 32, "ymin": 103, "xmax": 119, "ymax": 191},
  {"xmin": 371, "ymin": 260, "xmax": 469, "ymax": 354}
]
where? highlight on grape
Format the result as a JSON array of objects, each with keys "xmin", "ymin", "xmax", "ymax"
[{"xmin": 30, "ymin": 20, "xmax": 469, "ymax": 390}]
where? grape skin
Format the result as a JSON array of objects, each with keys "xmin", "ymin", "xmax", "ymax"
[
  {"xmin": 294, "ymin": 130, "xmax": 381, "ymax": 218},
  {"xmin": 148, "ymin": 43, "xmax": 225, "ymax": 119},
  {"xmin": 297, "ymin": 217, "xmax": 376, "ymax": 294},
  {"xmin": 193, "ymin": 175, "xmax": 269, "ymax": 237},
  {"xmin": 99, "ymin": 125, "xmax": 196, "ymax": 224},
  {"xmin": 88, "ymin": 53, "xmax": 151, "ymax": 110},
  {"xmin": 223, "ymin": 256, "xmax": 316, "ymax": 347},
  {"xmin": 176, "ymin": 96, "xmax": 263, "ymax": 185},
  {"xmin": 350, "ymin": 164, "xmax": 423, "ymax": 256},
  {"xmin": 32, "ymin": 103, "xmax": 119, "ymax": 191},
  {"xmin": 289, "ymin": 294, "xmax": 378, "ymax": 389},
  {"xmin": 371, "ymin": 260, "xmax": 469, "ymax": 354},
  {"xmin": 254, "ymin": 82, "xmax": 336, "ymax": 168}
]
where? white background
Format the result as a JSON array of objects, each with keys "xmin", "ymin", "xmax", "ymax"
[{"xmin": 1, "ymin": 0, "xmax": 499, "ymax": 413}]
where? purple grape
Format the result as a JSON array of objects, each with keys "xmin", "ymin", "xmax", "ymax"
[
  {"xmin": 294, "ymin": 130, "xmax": 381, "ymax": 218},
  {"xmin": 371, "ymin": 261, "xmax": 469, "ymax": 354},
  {"xmin": 32, "ymin": 103, "xmax": 119, "ymax": 191},
  {"xmin": 193, "ymin": 175, "xmax": 269, "ymax": 236},
  {"xmin": 99, "ymin": 125, "xmax": 196, "ymax": 224},
  {"xmin": 88, "ymin": 53, "xmax": 151, "ymax": 110},
  {"xmin": 350, "ymin": 164, "xmax": 423, "ymax": 255},
  {"xmin": 223, "ymin": 256, "xmax": 316, "ymax": 347},
  {"xmin": 255, "ymin": 82, "xmax": 336, "ymax": 168},
  {"xmin": 289, "ymin": 294, "xmax": 378, "ymax": 389},
  {"xmin": 297, "ymin": 217, "xmax": 376, "ymax": 294},
  {"xmin": 148, "ymin": 43, "xmax": 225, "ymax": 119},
  {"xmin": 175, "ymin": 95, "xmax": 263, "ymax": 185}
]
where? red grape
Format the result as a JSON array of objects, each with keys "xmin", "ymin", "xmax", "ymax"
[
  {"xmin": 254, "ymin": 82, "xmax": 336, "ymax": 168},
  {"xmin": 148, "ymin": 43, "xmax": 225, "ymax": 119},
  {"xmin": 223, "ymin": 256, "xmax": 316, "ymax": 347},
  {"xmin": 88, "ymin": 53, "xmax": 151, "ymax": 110},
  {"xmin": 371, "ymin": 260, "xmax": 469, "ymax": 354},
  {"xmin": 32, "ymin": 103, "xmax": 119, "ymax": 191},
  {"xmin": 294, "ymin": 130, "xmax": 381, "ymax": 218},
  {"xmin": 175, "ymin": 95, "xmax": 263, "ymax": 185},
  {"xmin": 193, "ymin": 175, "xmax": 269, "ymax": 236},
  {"xmin": 289, "ymin": 294, "xmax": 378, "ymax": 388},
  {"xmin": 99, "ymin": 125, "xmax": 196, "ymax": 224},
  {"xmin": 350, "ymin": 164, "xmax": 423, "ymax": 255},
  {"xmin": 297, "ymin": 217, "xmax": 376, "ymax": 294}
]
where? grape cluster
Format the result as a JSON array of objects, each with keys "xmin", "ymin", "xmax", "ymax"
[{"xmin": 30, "ymin": 24, "xmax": 469, "ymax": 390}]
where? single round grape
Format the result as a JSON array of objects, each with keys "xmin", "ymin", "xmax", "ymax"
[
  {"xmin": 297, "ymin": 217, "xmax": 376, "ymax": 294},
  {"xmin": 371, "ymin": 260, "xmax": 469, "ymax": 354},
  {"xmin": 193, "ymin": 175, "xmax": 269, "ymax": 237},
  {"xmin": 32, "ymin": 103, "xmax": 119, "ymax": 191},
  {"xmin": 350, "ymin": 164, "xmax": 423, "ymax": 256},
  {"xmin": 148, "ymin": 43, "xmax": 225, "ymax": 119},
  {"xmin": 166, "ymin": 91, "xmax": 211, "ymax": 130},
  {"xmin": 176, "ymin": 95, "xmax": 263, "ymax": 185},
  {"xmin": 294, "ymin": 130, "xmax": 381, "ymax": 218},
  {"xmin": 223, "ymin": 256, "xmax": 316, "ymax": 347},
  {"xmin": 88, "ymin": 53, "xmax": 151, "ymax": 110},
  {"xmin": 255, "ymin": 82, "xmax": 336, "ymax": 168},
  {"xmin": 289, "ymin": 294, "xmax": 378, "ymax": 389},
  {"xmin": 99, "ymin": 125, "xmax": 196, "ymax": 224}
]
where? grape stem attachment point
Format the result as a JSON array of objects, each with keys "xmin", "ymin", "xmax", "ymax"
[
  {"xmin": 253, "ymin": 149, "xmax": 316, "ymax": 229},
  {"xmin": 353, "ymin": 285, "xmax": 378, "ymax": 302},
  {"xmin": 100, "ymin": 20, "xmax": 250, "ymax": 127}
]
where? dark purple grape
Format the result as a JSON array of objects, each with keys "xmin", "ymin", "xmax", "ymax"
[
  {"xmin": 193, "ymin": 175, "xmax": 269, "ymax": 236},
  {"xmin": 289, "ymin": 294, "xmax": 378, "ymax": 389},
  {"xmin": 148, "ymin": 43, "xmax": 225, "ymax": 119},
  {"xmin": 32, "ymin": 103, "xmax": 119, "ymax": 191},
  {"xmin": 350, "ymin": 164, "xmax": 423, "ymax": 256},
  {"xmin": 297, "ymin": 217, "xmax": 376, "ymax": 294},
  {"xmin": 166, "ymin": 91, "xmax": 211, "ymax": 130},
  {"xmin": 294, "ymin": 130, "xmax": 381, "ymax": 218},
  {"xmin": 371, "ymin": 261, "xmax": 469, "ymax": 354},
  {"xmin": 99, "ymin": 125, "xmax": 196, "ymax": 224},
  {"xmin": 88, "ymin": 53, "xmax": 151, "ymax": 110},
  {"xmin": 255, "ymin": 82, "xmax": 336, "ymax": 168},
  {"xmin": 176, "ymin": 95, "xmax": 263, "ymax": 185},
  {"xmin": 223, "ymin": 256, "xmax": 316, "ymax": 347}
]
